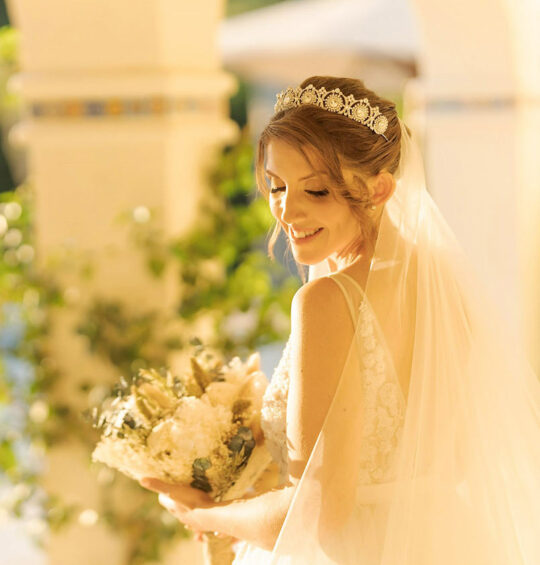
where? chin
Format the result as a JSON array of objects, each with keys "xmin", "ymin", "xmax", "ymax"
[{"xmin": 291, "ymin": 251, "xmax": 329, "ymax": 266}]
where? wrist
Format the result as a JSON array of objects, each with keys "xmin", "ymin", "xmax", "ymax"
[
  {"xmin": 194, "ymin": 496, "xmax": 248, "ymax": 536},
  {"xmin": 190, "ymin": 502, "xmax": 230, "ymax": 534}
]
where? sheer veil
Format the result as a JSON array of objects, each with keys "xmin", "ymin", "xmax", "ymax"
[{"xmin": 266, "ymin": 119, "xmax": 540, "ymax": 564}]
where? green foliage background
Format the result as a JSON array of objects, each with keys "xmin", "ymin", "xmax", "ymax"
[
  {"xmin": 0, "ymin": 140, "xmax": 299, "ymax": 565},
  {"xmin": 0, "ymin": 8, "xmax": 299, "ymax": 563}
]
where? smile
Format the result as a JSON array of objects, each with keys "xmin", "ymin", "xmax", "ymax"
[{"xmin": 289, "ymin": 227, "xmax": 324, "ymax": 244}]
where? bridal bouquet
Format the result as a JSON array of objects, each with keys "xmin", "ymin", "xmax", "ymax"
[{"xmin": 91, "ymin": 339, "xmax": 273, "ymax": 504}]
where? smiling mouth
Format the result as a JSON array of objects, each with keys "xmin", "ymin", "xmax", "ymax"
[{"xmin": 290, "ymin": 227, "xmax": 324, "ymax": 243}]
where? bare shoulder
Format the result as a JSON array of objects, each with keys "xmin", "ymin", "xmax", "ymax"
[
  {"xmin": 291, "ymin": 276, "xmax": 351, "ymax": 327},
  {"xmin": 290, "ymin": 275, "xmax": 355, "ymax": 367},
  {"xmin": 286, "ymin": 276, "xmax": 355, "ymax": 482}
]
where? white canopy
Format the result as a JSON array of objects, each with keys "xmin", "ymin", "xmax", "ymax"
[{"xmin": 219, "ymin": 0, "xmax": 420, "ymax": 88}]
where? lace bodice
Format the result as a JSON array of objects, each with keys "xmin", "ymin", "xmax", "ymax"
[
  {"xmin": 234, "ymin": 271, "xmax": 405, "ymax": 563},
  {"xmin": 259, "ymin": 270, "xmax": 404, "ymax": 488},
  {"xmin": 260, "ymin": 336, "xmax": 292, "ymax": 486}
]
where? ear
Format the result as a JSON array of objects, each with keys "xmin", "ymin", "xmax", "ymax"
[{"xmin": 369, "ymin": 171, "xmax": 396, "ymax": 205}]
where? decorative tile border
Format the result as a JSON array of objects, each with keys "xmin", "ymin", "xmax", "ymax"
[{"xmin": 30, "ymin": 96, "xmax": 217, "ymax": 118}]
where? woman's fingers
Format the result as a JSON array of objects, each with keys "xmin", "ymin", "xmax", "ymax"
[
  {"xmin": 185, "ymin": 525, "xmax": 204, "ymax": 542},
  {"xmin": 188, "ymin": 528, "xmax": 227, "ymax": 542},
  {"xmin": 158, "ymin": 493, "xmax": 189, "ymax": 513},
  {"xmin": 139, "ymin": 477, "xmax": 213, "ymax": 508},
  {"xmin": 140, "ymin": 480, "xmax": 237, "ymax": 543},
  {"xmin": 140, "ymin": 477, "xmax": 185, "ymax": 496}
]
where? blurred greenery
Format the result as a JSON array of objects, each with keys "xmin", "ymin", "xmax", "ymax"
[
  {"xmin": 0, "ymin": 1, "xmax": 9, "ymax": 28},
  {"xmin": 0, "ymin": 5, "xmax": 300, "ymax": 562},
  {"xmin": 229, "ymin": 77, "xmax": 250, "ymax": 129},
  {"xmin": 0, "ymin": 24, "xmax": 16, "ymax": 64},
  {"xmin": 226, "ymin": 0, "xmax": 291, "ymax": 17},
  {"xmin": 0, "ymin": 24, "xmax": 18, "ymax": 193},
  {"xmin": 0, "ymin": 133, "xmax": 298, "ymax": 565}
]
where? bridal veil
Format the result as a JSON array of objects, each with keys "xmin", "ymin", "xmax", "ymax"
[{"xmin": 266, "ymin": 119, "xmax": 540, "ymax": 564}]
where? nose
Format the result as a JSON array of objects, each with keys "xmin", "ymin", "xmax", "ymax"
[{"xmin": 280, "ymin": 189, "xmax": 306, "ymax": 226}]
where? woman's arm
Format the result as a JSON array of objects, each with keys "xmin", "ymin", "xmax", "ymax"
[
  {"xmin": 196, "ymin": 277, "xmax": 353, "ymax": 547},
  {"xmin": 286, "ymin": 276, "xmax": 354, "ymax": 486},
  {"xmin": 191, "ymin": 483, "xmax": 295, "ymax": 551}
]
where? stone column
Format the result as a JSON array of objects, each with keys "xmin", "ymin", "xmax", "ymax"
[
  {"xmin": 6, "ymin": 1, "xmax": 237, "ymax": 563},
  {"xmin": 408, "ymin": 0, "xmax": 540, "ymax": 371}
]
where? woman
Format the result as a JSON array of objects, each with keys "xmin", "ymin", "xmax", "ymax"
[{"xmin": 141, "ymin": 76, "xmax": 540, "ymax": 564}]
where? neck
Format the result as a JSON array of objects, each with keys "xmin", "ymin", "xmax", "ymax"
[
  {"xmin": 328, "ymin": 223, "xmax": 381, "ymax": 274},
  {"xmin": 327, "ymin": 250, "xmax": 369, "ymax": 274}
]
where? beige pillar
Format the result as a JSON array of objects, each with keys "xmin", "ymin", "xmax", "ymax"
[
  {"xmin": 6, "ymin": 1, "xmax": 237, "ymax": 563},
  {"xmin": 408, "ymin": 0, "xmax": 540, "ymax": 371}
]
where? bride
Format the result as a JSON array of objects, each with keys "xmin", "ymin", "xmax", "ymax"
[{"xmin": 141, "ymin": 76, "xmax": 540, "ymax": 564}]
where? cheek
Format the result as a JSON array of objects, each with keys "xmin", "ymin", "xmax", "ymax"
[{"xmin": 327, "ymin": 204, "xmax": 356, "ymax": 232}]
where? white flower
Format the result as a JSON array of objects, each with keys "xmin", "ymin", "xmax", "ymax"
[
  {"xmin": 145, "ymin": 399, "xmax": 231, "ymax": 479},
  {"xmin": 204, "ymin": 380, "xmax": 242, "ymax": 409},
  {"xmin": 92, "ymin": 351, "xmax": 270, "ymax": 492}
]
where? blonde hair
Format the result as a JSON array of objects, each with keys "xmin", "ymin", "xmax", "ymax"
[{"xmin": 255, "ymin": 76, "xmax": 403, "ymax": 279}]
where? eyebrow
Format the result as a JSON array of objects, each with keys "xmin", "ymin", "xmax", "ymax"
[{"xmin": 265, "ymin": 169, "xmax": 327, "ymax": 181}]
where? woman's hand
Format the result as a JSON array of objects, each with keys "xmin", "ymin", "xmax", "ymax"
[
  {"xmin": 140, "ymin": 478, "xmax": 214, "ymax": 510},
  {"xmin": 139, "ymin": 478, "xmax": 234, "ymax": 541}
]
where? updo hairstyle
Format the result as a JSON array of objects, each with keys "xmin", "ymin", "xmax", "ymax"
[{"xmin": 255, "ymin": 75, "xmax": 403, "ymax": 266}]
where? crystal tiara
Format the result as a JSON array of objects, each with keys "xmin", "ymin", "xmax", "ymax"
[{"xmin": 274, "ymin": 84, "xmax": 389, "ymax": 140}]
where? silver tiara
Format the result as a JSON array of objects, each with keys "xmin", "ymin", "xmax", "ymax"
[{"xmin": 274, "ymin": 84, "xmax": 389, "ymax": 140}]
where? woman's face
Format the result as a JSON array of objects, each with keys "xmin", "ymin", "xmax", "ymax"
[{"xmin": 265, "ymin": 138, "xmax": 362, "ymax": 266}]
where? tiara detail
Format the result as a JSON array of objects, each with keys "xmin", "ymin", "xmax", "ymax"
[{"xmin": 274, "ymin": 84, "xmax": 389, "ymax": 140}]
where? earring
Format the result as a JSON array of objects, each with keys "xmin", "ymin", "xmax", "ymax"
[{"xmin": 370, "ymin": 204, "xmax": 377, "ymax": 210}]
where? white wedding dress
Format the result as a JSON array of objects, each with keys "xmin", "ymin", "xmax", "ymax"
[
  {"xmin": 232, "ymin": 269, "xmax": 400, "ymax": 564},
  {"xmin": 231, "ymin": 319, "xmax": 292, "ymax": 563},
  {"xmin": 229, "ymin": 120, "xmax": 540, "ymax": 565}
]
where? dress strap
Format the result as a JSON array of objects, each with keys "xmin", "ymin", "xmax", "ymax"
[
  {"xmin": 334, "ymin": 271, "xmax": 365, "ymax": 297},
  {"xmin": 325, "ymin": 272, "xmax": 359, "ymax": 325}
]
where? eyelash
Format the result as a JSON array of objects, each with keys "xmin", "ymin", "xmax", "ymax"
[{"xmin": 270, "ymin": 186, "xmax": 329, "ymax": 198}]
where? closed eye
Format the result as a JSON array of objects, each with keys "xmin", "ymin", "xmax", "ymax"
[{"xmin": 270, "ymin": 186, "xmax": 329, "ymax": 198}]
